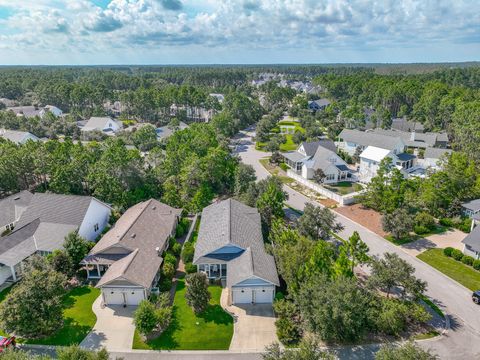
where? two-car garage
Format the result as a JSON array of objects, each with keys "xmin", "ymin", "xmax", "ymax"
[
  {"xmin": 231, "ymin": 285, "xmax": 275, "ymax": 304},
  {"xmin": 102, "ymin": 287, "xmax": 146, "ymax": 306}
]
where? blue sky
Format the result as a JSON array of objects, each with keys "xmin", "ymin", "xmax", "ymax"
[{"xmin": 0, "ymin": 0, "xmax": 479, "ymax": 65}]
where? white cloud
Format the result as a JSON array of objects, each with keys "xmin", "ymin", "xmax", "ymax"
[{"xmin": 0, "ymin": 0, "xmax": 478, "ymax": 63}]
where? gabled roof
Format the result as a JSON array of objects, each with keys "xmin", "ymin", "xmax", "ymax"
[
  {"xmin": 308, "ymin": 99, "xmax": 331, "ymax": 108},
  {"xmin": 462, "ymin": 226, "xmax": 480, "ymax": 253},
  {"xmin": 155, "ymin": 122, "xmax": 188, "ymax": 140},
  {"xmin": 7, "ymin": 106, "xmax": 41, "ymax": 118},
  {"xmin": 89, "ymin": 199, "xmax": 181, "ymax": 289},
  {"xmin": 0, "ymin": 190, "xmax": 33, "ymax": 226},
  {"xmin": 81, "ymin": 117, "xmax": 122, "ymax": 132},
  {"xmin": 305, "ymin": 145, "xmax": 342, "ymax": 172},
  {"xmin": 391, "ymin": 118, "xmax": 424, "ymax": 133},
  {"xmin": 338, "ymin": 129, "xmax": 404, "ymax": 151},
  {"xmin": 193, "ymin": 199, "xmax": 279, "ymax": 288},
  {"xmin": 424, "ymin": 147, "xmax": 452, "ymax": 160},
  {"xmin": 301, "ymin": 139, "xmax": 336, "ymax": 156},
  {"xmin": 462, "ymin": 199, "xmax": 480, "ymax": 212},
  {"xmin": 360, "ymin": 146, "xmax": 391, "ymax": 162},
  {"xmin": 227, "ymin": 247, "xmax": 279, "ymax": 287},
  {"xmin": 0, "ymin": 129, "xmax": 39, "ymax": 143},
  {"xmin": 193, "ymin": 199, "xmax": 264, "ymax": 262}
]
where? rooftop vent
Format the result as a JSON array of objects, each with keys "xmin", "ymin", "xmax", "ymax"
[
  {"xmin": 131, "ymin": 233, "xmax": 136, "ymax": 238},
  {"xmin": 155, "ymin": 247, "xmax": 161, "ymax": 256},
  {"xmin": 152, "ymin": 206, "xmax": 156, "ymax": 210}
]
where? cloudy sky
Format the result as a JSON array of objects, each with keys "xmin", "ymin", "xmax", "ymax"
[{"xmin": 0, "ymin": 0, "xmax": 479, "ymax": 65}]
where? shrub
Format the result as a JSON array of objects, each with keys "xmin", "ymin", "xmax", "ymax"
[
  {"xmin": 415, "ymin": 212, "xmax": 435, "ymax": 230},
  {"xmin": 375, "ymin": 299, "xmax": 408, "ymax": 336},
  {"xmin": 185, "ymin": 272, "xmax": 210, "ymax": 314},
  {"xmin": 462, "ymin": 255, "xmax": 474, "ymax": 266},
  {"xmin": 184, "ymin": 262, "xmax": 197, "ymax": 274},
  {"xmin": 443, "ymin": 247, "xmax": 454, "ymax": 257},
  {"xmin": 279, "ymin": 162, "xmax": 288, "ymax": 171},
  {"xmin": 162, "ymin": 262, "xmax": 176, "ymax": 279},
  {"xmin": 175, "ymin": 218, "xmax": 190, "ymax": 238},
  {"xmin": 159, "ymin": 277, "xmax": 172, "ymax": 292},
  {"xmin": 155, "ymin": 306, "xmax": 173, "ymax": 332},
  {"xmin": 181, "ymin": 242, "xmax": 195, "ymax": 263},
  {"xmin": 406, "ymin": 302, "xmax": 432, "ymax": 324},
  {"xmin": 274, "ymin": 291, "xmax": 285, "ymax": 301},
  {"xmin": 459, "ymin": 218, "xmax": 472, "ymax": 233},
  {"xmin": 414, "ymin": 225, "xmax": 429, "ymax": 235},
  {"xmin": 170, "ymin": 242, "xmax": 182, "ymax": 257},
  {"xmin": 451, "ymin": 249, "xmax": 464, "ymax": 261},
  {"xmin": 439, "ymin": 218, "xmax": 454, "ymax": 227},
  {"xmin": 134, "ymin": 300, "xmax": 158, "ymax": 335},
  {"xmin": 164, "ymin": 252, "xmax": 177, "ymax": 267},
  {"xmin": 473, "ymin": 260, "xmax": 480, "ymax": 271},
  {"xmin": 275, "ymin": 317, "xmax": 301, "ymax": 345}
]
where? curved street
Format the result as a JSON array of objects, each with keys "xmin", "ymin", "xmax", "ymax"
[{"xmin": 235, "ymin": 128, "xmax": 480, "ymax": 360}]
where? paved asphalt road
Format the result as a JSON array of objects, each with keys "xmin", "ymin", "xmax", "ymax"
[{"xmin": 234, "ymin": 128, "xmax": 480, "ymax": 360}]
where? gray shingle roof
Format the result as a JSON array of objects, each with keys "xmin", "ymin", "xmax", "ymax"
[
  {"xmin": 0, "ymin": 129, "xmax": 39, "ymax": 144},
  {"xmin": 194, "ymin": 199, "xmax": 279, "ymax": 287},
  {"xmin": 462, "ymin": 226, "xmax": 480, "ymax": 253},
  {"xmin": 0, "ymin": 190, "xmax": 33, "ymax": 227},
  {"xmin": 89, "ymin": 199, "xmax": 181, "ymax": 289},
  {"xmin": 81, "ymin": 117, "xmax": 122, "ymax": 132},
  {"xmin": 7, "ymin": 106, "xmax": 41, "ymax": 118},
  {"xmin": 424, "ymin": 147, "xmax": 452, "ymax": 160},
  {"xmin": 462, "ymin": 199, "xmax": 480, "ymax": 212},
  {"xmin": 338, "ymin": 129, "xmax": 404, "ymax": 151},
  {"xmin": 282, "ymin": 151, "xmax": 308, "ymax": 163},
  {"xmin": 0, "ymin": 219, "xmax": 40, "ymax": 266},
  {"xmin": 15, "ymin": 193, "xmax": 94, "ymax": 229},
  {"xmin": 301, "ymin": 139, "xmax": 336, "ymax": 155},
  {"xmin": 391, "ymin": 118, "xmax": 424, "ymax": 133}
]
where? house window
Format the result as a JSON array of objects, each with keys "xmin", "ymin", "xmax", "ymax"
[
  {"xmin": 6, "ymin": 223, "xmax": 14, "ymax": 231},
  {"xmin": 94, "ymin": 223, "xmax": 99, "ymax": 232}
]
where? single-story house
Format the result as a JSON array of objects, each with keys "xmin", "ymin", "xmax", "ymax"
[
  {"xmin": 7, "ymin": 106, "xmax": 42, "ymax": 118},
  {"xmin": 82, "ymin": 199, "xmax": 181, "ymax": 306},
  {"xmin": 0, "ymin": 190, "xmax": 33, "ymax": 233},
  {"xmin": 422, "ymin": 147, "xmax": 452, "ymax": 169},
  {"xmin": 462, "ymin": 199, "xmax": 480, "ymax": 219},
  {"xmin": 462, "ymin": 225, "xmax": 480, "ymax": 260},
  {"xmin": 0, "ymin": 193, "xmax": 111, "ymax": 286},
  {"xmin": 193, "ymin": 199, "xmax": 279, "ymax": 305},
  {"xmin": 0, "ymin": 129, "xmax": 39, "ymax": 144},
  {"xmin": 155, "ymin": 121, "xmax": 188, "ymax": 140},
  {"xmin": 80, "ymin": 117, "xmax": 123, "ymax": 134},
  {"xmin": 41, "ymin": 105, "xmax": 63, "ymax": 117},
  {"xmin": 391, "ymin": 117, "xmax": 425, "ymax": 133},
  {"xmin": 308, "ymin": 99, "xmax": 331, "ymax": 111}
]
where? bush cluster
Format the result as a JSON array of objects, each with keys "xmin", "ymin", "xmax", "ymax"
[
  {"xmin": 439, "ymin": 217, "xmax": 472, "ymax": 233},
  {"xmin": 444, "ymin": 246, "xmax": 479, "ymax": 272}
]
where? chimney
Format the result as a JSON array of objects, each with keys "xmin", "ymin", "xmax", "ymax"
[{"xmin": 155, "ymin": 247, "xmax": 161, "ymax": 256}]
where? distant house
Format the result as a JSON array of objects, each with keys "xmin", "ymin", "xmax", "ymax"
[
  {"xmin": 282, "ymin": 140, "xmax": 352, "ymax": 183},
  {"xmin": 359, "ymin": 146, "xmax": 415, "ymax": 181},
  {"xmin": 80, "ymin": 116, "xmax": 123, "ymax": 134},
  {"xmin": 0, "ymin": 193, "xmax": 111, "ymax": 286},
  {"xmin": 41, "ymin": 105, "xmax": 63, "ymax": 117},
  {"xmin": 0, "ymin": 129, "xmax": 39, "ymax": 144},
  {"xmin": 193, "ymin": 199, "xmax": 279, "ymax": 305},
  {"xmin": 82, "ymin": 199, "xmax": 181, "ymax": 306},
  {"xmin": 308, "ymin": 99, "xmax": 331, "ymax": 111},
  {"xmin": 391, "ymin": 117, "xmax": 425, "ymax": 133},
  {"xmin": 337, "ymin": 129, "xmax": 406, "ymax": 156},
  {"xmin": 7, "ymin": 106, "xmax": 42, "ymax": 118},
  {"xmin": 462, "ymin": 199, "xmax": 480, "ymax": 219},
  {"xmin": 422, "ymin": 147, "xmax": 452, "ymax": 169},
  {"xmin": 372, "ymin": 129, "xmax": 448, "ymax": 149},
  {"xmin": 209, "ymin": 93, "xmax": 225, "ymax": 103},
  {"xmin": 155, "ymin": 121, "xmax": 188, "ymax": 141},
  {"xmin": 0, "ymin": 190, "xmax": 33, "ymax": 234}
]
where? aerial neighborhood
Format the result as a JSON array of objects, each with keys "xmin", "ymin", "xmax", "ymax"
[{"xmin": 0, "ymin": 63, "xmax": 480, "ymax": 360}]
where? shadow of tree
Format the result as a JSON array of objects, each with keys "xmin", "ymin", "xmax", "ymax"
[
  {"xmin": 146, "ymin": 305, "xmax": 181, "ymax": 349},
  {"xmin": 198, "ymin": 304, "xmax": 233, "ymax": 325}
]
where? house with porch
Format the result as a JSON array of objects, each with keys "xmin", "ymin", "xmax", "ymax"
[
  {"xmin": 80, "ymin": 116, "xmax": 123, "ymax": 134},
  {"xmin": 308, "ymin": 98, "xmax": 331, "ymax": 111},
  {"xmin": 0, "ymin": 193, "xmax": 111, "ymax": 286},
  {"xmin": 193, "ymin": 199, "xmax": 279, "ymax": 305},
  {"xmin": 282, "ymin": 140, "xmax": 352, "ymax": 183},
  {"xmin": 81, "ymin": 199, "xmax": 181, "ymax": 306},
  {"xmin": 462, "ymin": 199, "xmax": 480, "ymax": 219}
]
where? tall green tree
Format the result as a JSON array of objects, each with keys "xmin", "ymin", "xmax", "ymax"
[{"xmin": 297, "ymin": 203, "xmax": 344, "ymax": 241}]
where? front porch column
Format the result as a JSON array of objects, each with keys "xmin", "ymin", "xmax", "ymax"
[
  {"xmin": 96, "ymin": 264, "xmax": 101, "ymax": 277},
  {"xmin": 10, "ymin": 266, "xmax": 16, "ymax": 282}
]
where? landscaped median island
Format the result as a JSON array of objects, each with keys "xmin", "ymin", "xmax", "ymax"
[
  {"xmin": 133, "ymin": 277, "xmax": 233, "ymax": 350},
  {"xmin": 417, "ymin": 248, "xmax": 480, "ymax": 291}
]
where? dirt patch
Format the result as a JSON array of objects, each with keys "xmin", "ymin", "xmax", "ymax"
[{"xmin": 335, "ymin": 204, "xmax": 387, "ymax": 237}]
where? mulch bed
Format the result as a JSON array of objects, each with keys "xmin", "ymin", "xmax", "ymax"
[{"xmin": 335, "ymin": 203, "xmax": 387, "ymax": 237}]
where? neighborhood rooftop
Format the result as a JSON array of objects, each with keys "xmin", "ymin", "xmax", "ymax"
[
  {"xmin": 338, "ymin": 129, "xmax": 403, "ymax": 150},
  {"xmin": 462, "ymin": 199, "xmax": 480, "ymax": 212},
  {"xmin": 0, "ymin": 190, "xmax": 33, "ymax": 228}
]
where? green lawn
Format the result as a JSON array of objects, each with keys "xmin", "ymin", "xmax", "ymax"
[
  {"xmin": 323, "ymin": 181, "xmax": 363, "ymax": 195},
  {"xmin": 26, "ymin": 286, "xmax": 100, "ymax": 345},
  {"xmin": 384, "ymin": 234, "xmax": 419, "ymax": 245},
  {"xmin": 417, "ymin": 248, "xmax": 480, "ymax": 291},
  {"xmin": 134, "ymin": 278, "xmax": 233, "ymax": 350},
  {"xmin": 279, "ymin": 134, "xmax": 297, "ymax": 151}
]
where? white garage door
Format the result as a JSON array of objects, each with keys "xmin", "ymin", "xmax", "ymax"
[
  {"xmin": 254, "ymin": 288, "xmax": 274, "ymax": 303},
  {"xmin": 126, "ymin": 290, "xmax": 145, "ymax": 305},
  {"xmin": 103, "ymin": 290, "xmax": 125, "ymax": 305},
  {"xmin": 232, "ymin": 288, "xmax": 253, "ymax": 304}
]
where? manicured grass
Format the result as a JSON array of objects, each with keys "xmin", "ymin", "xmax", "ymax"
[
  {"xmin": 279, "ymin": 134, "xmax": 298, "ymax": 151},
  {"xmin": 411, "ymin": 329, "xmax": 440, "ymax": 340},
  {"xmin": 26, "ymin": 286, "xmax": 100, "ymax": 345},
  {"xmin": 420, "ymin": 294, "xmax": 445, "ymax": 319},
  {"xmin": 134, "ymin": 278, "xmax": 233, "ymax": 350},
  {"xmin": 417, "ymin": 248, "xmax": 480, "ymax": 291},
  {"xmin": 324, "ymin": 182, "xmax": 363, "ymax": 195}
]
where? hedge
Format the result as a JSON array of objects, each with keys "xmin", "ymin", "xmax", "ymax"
[
  {"xmin": 451, "ymin": 249, "xmax": 464, "ymax": 261},
  {"xmin": 443, "ymin": 247, "xmax": 454, "ymax": 257}
]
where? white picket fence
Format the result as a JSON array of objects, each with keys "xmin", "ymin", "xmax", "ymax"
[{"xmin": 286, "ymin": 170, "xmax": 360, "ymax": 206}]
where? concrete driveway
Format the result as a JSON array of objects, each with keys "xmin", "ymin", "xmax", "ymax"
[
  {"xmin": 80, "ymin": 295, "xmax": 136, "ymax": 351},
  {"xmin": 220, "ymin": 288, "xmax": 278, "ymax": 352}
]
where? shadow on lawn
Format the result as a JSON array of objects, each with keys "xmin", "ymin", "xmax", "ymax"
[
  {"xmin": 198, "ymin": 304, "xmax": 233, "ymax": 325},
  {"xmin": 25, "ymin": 318, "xmax": 91, "ymax": 346},
  {"xmin": 147, "ymin": 305, "xmax": 181, "ymax": 349},
  {"xmin": 62, "ymin": 286, "xmax": 92, "ymax": 308}
]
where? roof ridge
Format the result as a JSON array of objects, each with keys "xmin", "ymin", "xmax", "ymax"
[
  {"xmin": 117, "ymin": 199, "xmax": 152, "ymax": 242},
  {"xmin": 120, "ymin": 248, "xmax": 139, "ymax": 275}
]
